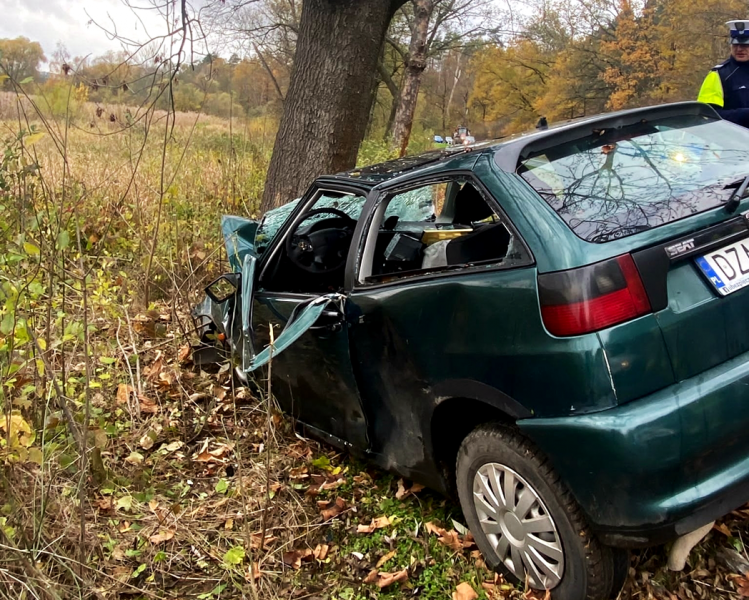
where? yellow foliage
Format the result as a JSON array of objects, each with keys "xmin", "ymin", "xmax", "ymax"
[{"xmin": 0, "ymin": 412, "xmax": 34, "ymax": 449}]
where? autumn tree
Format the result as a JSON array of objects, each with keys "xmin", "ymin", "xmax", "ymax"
[
  {"xmin": 385, "ymin": 0, "xmax": 500, "ymax": 155},
  {"xmin": 0, "ymin": 37, "xmax": 46, "ymax": 88}
]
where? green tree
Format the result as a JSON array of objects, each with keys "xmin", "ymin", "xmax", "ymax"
[{"xmin": 0, "ymin": 37, "xmax": 46, "ymax": 88}]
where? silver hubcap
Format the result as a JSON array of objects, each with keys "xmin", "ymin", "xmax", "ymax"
[{"xmin": 473, "ymin": 463, "xmax": 564, "ymax": 589}]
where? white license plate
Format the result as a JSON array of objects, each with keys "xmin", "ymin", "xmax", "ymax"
[{"xmin": 696, "ymin": 238, "xmax": 749, "ymax": 296}]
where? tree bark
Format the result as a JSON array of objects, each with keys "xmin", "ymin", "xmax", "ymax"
[
  {"xmin": 390, "ymin": 0, "xmax": 434, "ymax": 157},
  {"xmin": 261, "ymin": 0, "xmax": 405, "ymax": 212}
]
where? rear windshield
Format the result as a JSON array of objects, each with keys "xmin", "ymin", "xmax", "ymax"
[{"xmin": 518, "ymin": 115, "xmax": 749, "ymax": 242}]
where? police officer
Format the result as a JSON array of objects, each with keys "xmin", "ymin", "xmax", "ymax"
[{"xmin": 698, "ymin": 20, "xmax": 749, "ymax": 126}]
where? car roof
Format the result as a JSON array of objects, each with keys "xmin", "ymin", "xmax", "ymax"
[{"xmin": 330, "ymin": 102, "xmax": 719, "ymax": 186}]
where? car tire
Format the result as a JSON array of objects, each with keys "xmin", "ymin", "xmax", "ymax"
[{"xmin": 456, "ymin": 423, "xmax": 615, "ymax": 600}]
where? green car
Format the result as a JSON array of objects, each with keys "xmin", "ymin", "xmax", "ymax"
[{"xmin": 194, "ymin": 102, "xmax": 749, "ymax": 599}]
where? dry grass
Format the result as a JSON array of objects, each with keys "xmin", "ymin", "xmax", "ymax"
[{"xmin": 2, "ymin": 83, "xmax": 749, "ymax": 600}]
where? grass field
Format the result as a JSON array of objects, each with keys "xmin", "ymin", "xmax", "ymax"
[{"xmin": 1, "ymin": 86, "xmax": 749, "ymax": 600}]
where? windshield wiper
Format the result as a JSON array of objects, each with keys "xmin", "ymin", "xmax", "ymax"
[{"xmin": 724, "ymin": 175, "xmax": 749, "ymax": 214}]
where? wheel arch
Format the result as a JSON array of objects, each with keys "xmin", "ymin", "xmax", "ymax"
[{"xmin": 430, "ymin": 380, "xmax": 532, "ymax": 494}]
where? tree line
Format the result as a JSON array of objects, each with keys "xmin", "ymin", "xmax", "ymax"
[{"xmin": 0, "ymin": 0, "xmax": 744, "ymax": 210}]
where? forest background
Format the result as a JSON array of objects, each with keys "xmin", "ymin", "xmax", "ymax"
[{"xmin": 2, "ymin": 0, "xmax": 749, "ymax": 599}]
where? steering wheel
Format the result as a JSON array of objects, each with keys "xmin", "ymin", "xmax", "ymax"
[{"xmin": 285, "ymin": 207, "xmax": 357, "ymax": 274}]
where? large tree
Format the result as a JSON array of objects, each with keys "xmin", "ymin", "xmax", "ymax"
[
  {"xmin": 0, "ymin": 37, "xmax": 46, "ymax": 88},
  {"xmin": 260, "ymin": 0, "xmax": 406, "ymax": 211}
]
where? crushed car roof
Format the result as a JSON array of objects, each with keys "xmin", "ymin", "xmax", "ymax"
[{"xmin": 333, "ymin": 102, "xmax": 718, "ymax": 185}]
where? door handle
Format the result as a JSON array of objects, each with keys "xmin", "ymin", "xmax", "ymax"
[{"xmin": 311, "ymin": 309, "xmax": 344, "ymax": 332}]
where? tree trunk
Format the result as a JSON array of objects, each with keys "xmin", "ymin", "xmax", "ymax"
[
  {"xmin": 261, "ymin": 0, "xmax": 404, "ymax": 212},
  {"xmin": 445, "ymin": 52, "xmax": 462, "ymax": 132},
  {"xmin": 390, "ymin": 0, "xmax": 434, "ymax": 157}
]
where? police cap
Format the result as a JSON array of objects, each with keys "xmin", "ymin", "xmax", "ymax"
[{"xmin": 727, "ymin": 20, "xmax": 749, "ymax": 45}]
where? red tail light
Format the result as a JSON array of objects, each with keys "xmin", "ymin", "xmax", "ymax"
[{"xmin": 539, "ymin": 254, "xmax": 651, "ymax": 336}]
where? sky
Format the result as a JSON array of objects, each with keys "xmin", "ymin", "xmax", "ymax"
[{"xmin": 0, "ymin": 0, "xmax": 184, "ymax": 64}]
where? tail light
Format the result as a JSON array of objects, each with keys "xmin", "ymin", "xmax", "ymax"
[{"xmin": 538, "ymin": 254, "xmax": 651, "ymax": 336}]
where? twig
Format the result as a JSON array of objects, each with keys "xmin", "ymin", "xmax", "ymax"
[
  {"xmin": 228, "ymin": 298, "xmax": 260, "ymax": 600},
  {"xmin": 259, "ymin": 323, "xmax": 275, "ymax": 554},
  {"xmin": 75, "ymin": 217, "xmax": 93, "ymax": 571},
  {"xmin": 116, "ymin": 317, "xmax": 140, "ymax": 424}
]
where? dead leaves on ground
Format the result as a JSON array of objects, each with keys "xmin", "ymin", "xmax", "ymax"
[
  {"xmin": 282, "ymin": 544, "xmax": 331, "ymax": 569},
  {"xmin": 357, "ymin": 515, "xmax": 393, "ymax": 534},
  {"xmin": 425, "ymin": 521, "xmax": 476, "ymax": 553},
  {"xmin": 363, "ymin": 567, "xmax": 409, "ymax": 588},
  {"xmin": 395, "ymin": 478, "xmax": 425, "ymax": 500},
  {"xmin": 453, "ymin": 581, "xmax": 479, "ymax": 600},
  {"xmin": 318, "ymin": 497, "xmax": 347, "ymax": 520},
  {"xmin": 148, "ymin": 529, "xmax": 175, "ymax": 545},
  {"xmin": 193, "ymin": 439, "xmax": 234, "ymax": 463}
]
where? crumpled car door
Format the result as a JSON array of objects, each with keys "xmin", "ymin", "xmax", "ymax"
[{"xmin": 237, "ymin": 253, "xmax": 346, "ymax": 373}]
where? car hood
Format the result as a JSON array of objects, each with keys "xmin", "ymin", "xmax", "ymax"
[{"xmin": 221, "ymin": 198, "xmax": 301, "ymax": 271}]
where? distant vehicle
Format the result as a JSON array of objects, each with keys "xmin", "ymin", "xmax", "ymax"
[
  {"xmin": 434, "ymin": 135, "xmax": 445, "ymax": 144},
  {"xmin": 445, "ymin": 136, "xmax": 454, "ymax": 144},
  {"xmin": 453, "ymin": 125, "xmax": 472, "ymax": 143},
  {"xmin": 194, "ymin": 102, "xmax": 749, "ymax": 600}
]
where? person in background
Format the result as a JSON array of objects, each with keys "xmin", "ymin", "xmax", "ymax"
[{"xmin": 698, "ymin": 20, "xmax": 749, "ymax": 126}]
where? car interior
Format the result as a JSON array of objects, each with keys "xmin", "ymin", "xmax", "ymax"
[{"xmin": 259, "ymin": 180, "xmax": 520, "ymax": 294}]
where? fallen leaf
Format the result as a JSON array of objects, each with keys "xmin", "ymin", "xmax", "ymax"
[
  {"xmin": 125, "ymin": 451, "xmax": 144, "ymax": 465},
  {"xmin": 363, "ymin": 569, "xmax": 379, "ymax": 584},
  {"xmin": 250, "ymin": 533, "xmax": 277, "ymax": 549},
  {"xmin": 225, "ymin": 519, "xmax": 234, "ymax": 531},
  {"xmin": 282, "ymin": 548, "xmax": 313, "ymax": 569},
  {"xmin": 116, "ymin": 496, "xmax": 133, "ymax": 511},
  {"xmin": 289, "ymin": 466, "xmax": 309, "ymax": 479},
  {"xmin": 357, "ymin": 515, "xmax": 392, "ymax": 533},
  {"xmin": 376, "ymin": 550, "xmax": 397, "ymax": 568},
  {"xmin": 425, "ymin": 521, "xmax": 447, "ymax": 537},
  {"xmin": 139, "ymin": 432, "xmax": 155, "ymax": 450},
  {"xmin": 453, "ymin": 582, "xmax": 478, "ymax": 600},
  {"xmin": 714, "ymin": 522, "xmax": 733, "ymax": 537},
  {"xmin": 439, "ymin": 530, "xmax": 464, "ymax": 552},
  {"xmin": 248, "ymin": 562, "xmax": 261, "ymax": 581},
  {"xmin": 313, "ymin": 544, "xmax": 329, "ymax": 560},
  {"xmin": 165, "ymin": 440, "xmax": 183, "ymax": 452},
  {"xmin": 149, "ymin": 530, "xmax": 174, "ymax": 544},
  {"xmin": 148, "ymin": 499, "xmax": 159, "ymax": 512},
  {"xmin": 376, "ymin": 568, "xmax": 408, "ymax": 589},
  {"xmin": 116, "ymin": 383, "xmax": 133, "ymax": 405},
  {"xmin": 396, "ymin": 479, "xmax": 427, "ymax": 500},
  {"xmin": 396, "ymin": 479, "xmax": 408, "ymax": 500},
  {"xmin": 95, "ymin": 497, "xmax": 113, "ymax": 511},
  {"xmin": 320, "ymin": 497, "xmax": 347, "ymax": 521},
  {"xmin": 139, "ymin": 395, "xmax": 159, "ymax": 414},
  {"xmin": 178, "ymin": 344, "xmax": 191, "ymax": 363}
]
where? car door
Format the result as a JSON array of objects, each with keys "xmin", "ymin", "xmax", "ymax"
[
  {"xmin": 346, "ymin": 172, "xmax": 541, "ymax": 480},
  {"xmin": 249, "ymin": 183, "xmax": 370, "ymax": 450}
]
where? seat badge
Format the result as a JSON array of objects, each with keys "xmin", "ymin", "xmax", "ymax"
[{"xmin": 665, "ymin": 239, "xmax": 695, "ymax": 258}]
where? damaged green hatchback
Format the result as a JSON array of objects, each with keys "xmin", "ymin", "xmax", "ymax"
[{"xmin": 194, "ymin": 102, "xmax": 749, "ymax": 599}]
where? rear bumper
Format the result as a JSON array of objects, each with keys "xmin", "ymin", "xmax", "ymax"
[{"xmin": 519, "ymin": 347, "xmax": 749, "ymax": 548}]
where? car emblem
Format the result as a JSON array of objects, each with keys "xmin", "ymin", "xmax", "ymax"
[{"xmin": 664, "ymin": 239, "xmax": 695, "ymax": 258}]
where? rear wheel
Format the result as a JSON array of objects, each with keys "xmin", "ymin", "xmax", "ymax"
[{"xmin": 456, "ymin": 423, "xmax": 616, "ymax": 600}]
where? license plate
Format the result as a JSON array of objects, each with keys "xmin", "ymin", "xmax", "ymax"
[{"xmin": 696, "ymin": 238, "xmax": 749, "ymax": 296}]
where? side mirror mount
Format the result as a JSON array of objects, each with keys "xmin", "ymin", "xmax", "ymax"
[{"xmin": 205, "ymin": 273, "xmax": 240, "ymax": 303}]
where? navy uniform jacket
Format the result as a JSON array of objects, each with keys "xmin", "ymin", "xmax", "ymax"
[{"xmin": 698, "ymin": 56, "xmax": 749, "ymax": 126}]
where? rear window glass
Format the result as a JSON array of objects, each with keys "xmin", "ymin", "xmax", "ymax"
[{"xmin": 518, "ymin": 115, "xmax": 749, "ymax": 242}]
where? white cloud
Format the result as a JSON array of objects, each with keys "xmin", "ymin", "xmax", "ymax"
[{"xmin": 0, "ymin": 0, "xmax": 176, "ymax": 63}]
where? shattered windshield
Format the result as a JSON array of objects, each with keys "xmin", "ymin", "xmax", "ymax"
[
  {"xmin": 518, "ymin": 115, "xmax": 749, "ymax": 242},
  {"xmin": 255, "ymin": 192, "xmax": 366, "ymax": 255}
]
